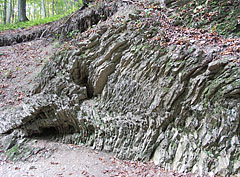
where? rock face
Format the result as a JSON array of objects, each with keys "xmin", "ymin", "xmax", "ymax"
[{"xmin": 1, "ymin": 2, "xmax": 240, "ymax": 176}]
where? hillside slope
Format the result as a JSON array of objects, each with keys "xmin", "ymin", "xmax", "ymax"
[
  {"xmin": 167, "ymin": 0, "xmax": 240, "ymax": 36},
  {"xmin": 0, "ymin": 0, "xmax": 240, "ymax": 176}
]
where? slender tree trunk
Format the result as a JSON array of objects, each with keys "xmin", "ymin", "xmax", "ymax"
[
  {"xmin": 11, "ymin": 0, "xmax": 15, "ymax": 23},
  {"xmin": 55, "ymin": 1, "xmax": 58, "ymax": 15},
  {"xmin": 33, "ymin": 0, "xmax": 36, "ymax": 20},
  {"xmin": 7, "ymin": 0, "xmax": 12, "ymax": 23},
  {"xmin": 41, "ymin": 0, "xmax": 46, "ymax": 18},
  {"xmin": 3, "ymin": 0, "xmax": 7, "ymax": 24},
  {"xmin": 28, "ymin": 5, "xmax": 31, "ymax": 20},
  {"xmin": 18, "ymin": 0, "xmax": 28, "ymax": 22},
  {"xmin": 47, "ymin": 1, "xmax": 49, "ymax": 17},
  {"xmin": 52, "ymin": 0, "xmax": 54, "ymax": 16},
  {"xmin": 40, "ymin": 2, "xmax": 42, "ymax": 18}
]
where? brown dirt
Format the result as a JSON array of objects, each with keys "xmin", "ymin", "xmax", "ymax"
[
  {"xmin": 0, "ymin": 138, "xmax": 197, "ymax": 177},
  {"xmin": 0, "ymin": 39, "xmax": 56, "ymax": 111}
]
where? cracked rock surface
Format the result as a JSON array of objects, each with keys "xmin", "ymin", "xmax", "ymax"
[{"xmin": 0, "ymin": 0, "xmax": 240, "ymax": 176}]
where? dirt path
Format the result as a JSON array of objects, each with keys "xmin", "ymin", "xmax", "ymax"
[
  {"xmin": 0, "ymin": 39, "xmax": 56, "ymax": 110},
  {"xmin": 0, "ymin": 139, "xmax": 195, "ymax": 177}
]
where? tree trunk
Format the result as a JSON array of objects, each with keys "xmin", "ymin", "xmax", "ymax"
[
  {"xmin": 55, "ymin": 1, "xmax": 58, "ymax": 15},
  {"xmin": 47, "ymin": 0, "xmax": 50, "ymax": 17},
  {"xmin": 28, "ymin": 5, "xmax": 31, "ymax": 20},
  {"xmin": 41, "ymin": 0, "xmax": 46, "ymax": 18},
  {"xmin": 33, "ymin": 0, "xmax": 36, "ymax": 20},
  {"xmin": 3, "ymin": 0, "xmax": 7, "ymax": 24},
  {"xmin": 7, "ymin": 0, "xmax": 12, "ymax": 23},
  {"xmin": 52, "ymin": 0, "xmax": 54, "ymax": 16},
  {"xmin": 11, "ymin": 0, "xmax": 15, "ymax": 23},
  {"xmin": 18, "ymin": 0, "xmax": 28, "ymax": 22}
]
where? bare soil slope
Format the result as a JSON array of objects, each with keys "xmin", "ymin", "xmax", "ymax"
[{"xmin": 0, "ymin": 39, "xmax": 56, "ymax": 110}]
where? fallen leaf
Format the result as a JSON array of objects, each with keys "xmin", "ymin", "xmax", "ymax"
[{"xmin": 50, "ymin": 162, "xmax": 59, "ymax": 165}]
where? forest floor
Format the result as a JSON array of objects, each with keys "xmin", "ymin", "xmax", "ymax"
[
  {"xmin": 0, "ymin": 138, "xmax": 196, "ymax": 177},
  {"xmin": 0, "ymin": 39, "xmax": 55, "ymax": 110}
]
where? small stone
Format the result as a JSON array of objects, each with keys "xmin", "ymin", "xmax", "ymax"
[
  {"xmin": 128, "ymin": 14, "xmax": 139, "ymax": 20},
  {"xmin": 1, "ymin": 134, "xmax": 17, "ymax": 150},
  {"xmin": 29, "ymin": 166, "xmax": 37, "ymax": 170}
]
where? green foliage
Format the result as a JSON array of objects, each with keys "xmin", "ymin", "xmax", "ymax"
[
  {"xmin": 0, "ymin": 0, "xmax": 83, "ymax": 31},
  {"xmin": 67, "ymin": 29, "xmax": 79, "ymax": 39},
  {"xmin": 0, "ymin": 12, "xmax": 69, "ymax": 31},
  {"xmin": 6, "ymin": 145, "xmax": 19, "ymax": 160}
]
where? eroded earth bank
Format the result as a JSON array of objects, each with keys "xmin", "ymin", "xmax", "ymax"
[{"xmin": 0, "ymin": 0, "xmax": 240, "ymax": 176}]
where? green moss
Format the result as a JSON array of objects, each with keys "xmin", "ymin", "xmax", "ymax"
[
  {"xmin": 169, "ymin": 76, "xmax": 174, "ymax": 82},
  {"xmin": 6, "ymin": 145, "xmax": 18, "ymax": 156},
  {"xmin": 67, "ymin": 30, "xmax": 80, "ymax": 39},
  {"xmin": 188, "ymin": 47, "xmax": 196, "ymax": 54},
  {"xmin": 6, "ymin": 145, "xmax": 20, "ymax": 160},
  {"xmin": 132, "ymin": 44, "xmax": 143, "ymax": 54},
  {"xmin": 159, "ymin": 48, "xmax": 168, "ymax": 56},
  {"xmin": 154, "ymin": 46, "xmax": 160, "ymax": 51},
  {"xmin": 57, "ymin": 70, "xmax": 63, "ymax": 77},
  {"xmin": 163, "ymin": 87, "xmax": 169, "ymax": 92},
  {"xmin": 142, "ymin": 44, "xmax": 151, "ymax": 50},
  {"xmin": 165, "ymin": 62, "xmax": 171, "ymax": 69},
  {"xmin": 80, "ymin": 49, "xmax": 90, "ymax": 58},
  {"xmin": 172, "ymin": 142, "xmax": 177, "ymax": 149}
]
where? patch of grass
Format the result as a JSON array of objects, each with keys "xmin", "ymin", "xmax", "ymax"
[
  {"xmin": 6, "ymin": 145, "xmax": 19, "ymax": 160},
  {"xmin": 0, "ymin": 15, "xmax": 61, "ymax": 31},
  {"xmin": 0, "ymin": 3, "xmax": 82, "ymax": 32},
  {"xmin": 6, "ymin": 145, "xmax": 18, "ymax": 155}
]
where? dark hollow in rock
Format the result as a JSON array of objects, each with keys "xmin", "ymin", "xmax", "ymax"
[{"xmin": 32, "ymin": 127, "xmax": 59, "ymax": 137}]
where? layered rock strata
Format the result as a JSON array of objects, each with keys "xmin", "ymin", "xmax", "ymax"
[{"xmin": 1, "ymin": 2, "xmax": 240, "ymax": 176}]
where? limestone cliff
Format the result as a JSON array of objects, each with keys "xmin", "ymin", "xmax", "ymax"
[{"xmin": 0, "ymin": 0, "xmax": 240, "ymax": 176}]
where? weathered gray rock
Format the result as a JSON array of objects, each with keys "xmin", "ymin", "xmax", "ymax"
[
  {"xmin": 0, "ymin": 134, "xmax": 17, "ymax": 150},
  {"xmin": 1, "ymin": 3, "xmax": 240, "ymax": 176}
]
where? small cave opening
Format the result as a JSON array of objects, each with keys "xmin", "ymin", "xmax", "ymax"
[
  {"xmin": 31, "ymin": 124, "xmax": 78, "ymax": 139},
  {"xmin": 41, "ymin": 127, "xmax": 58, "ymax": 136},
  {"xmin": 32, "ymin": 127, "xmax": 59, "ymax": 138}
]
